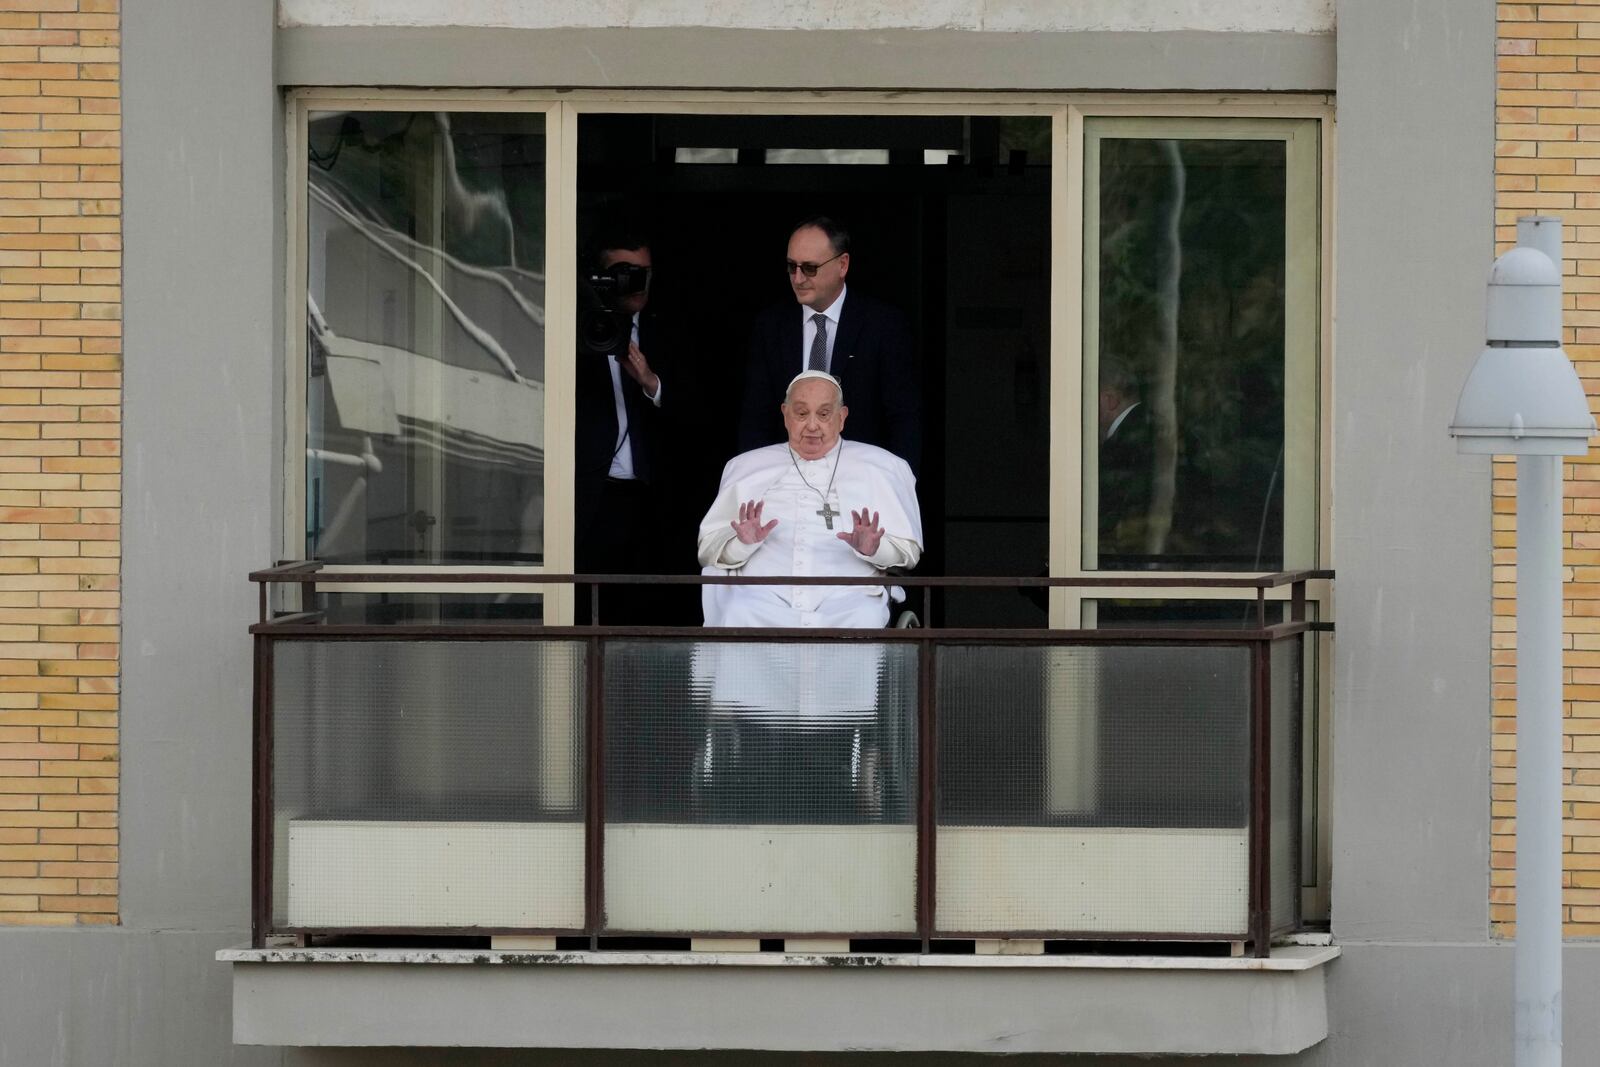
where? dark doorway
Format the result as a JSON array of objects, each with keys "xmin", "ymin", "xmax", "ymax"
[{"xmin": 578, "ymin": 113, "xmax": 1051, "ymax": 626}]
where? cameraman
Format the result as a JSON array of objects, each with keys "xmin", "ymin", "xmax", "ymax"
[{"xmin": 575, "ymin": 229, "xmax": 670, "ymax": 624}]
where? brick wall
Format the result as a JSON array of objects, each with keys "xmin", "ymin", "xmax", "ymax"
[
  {"xmin": 1497, "ymin": 2, "xmax": 1600, "ymax": 937},
  {"xmin": 0, "ymin": 0, "xmax": 119, "ymax": 927}
]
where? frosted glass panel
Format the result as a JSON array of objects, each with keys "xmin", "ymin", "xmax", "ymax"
[
  {"xmin": 272, "ymin": 640, "xmax": 584, "ymax": 929},
  {"xmin": 936, "ymin": 644, "xmax": 1250, "ymax": 935},
  {"xmin": 604, "ymin": 639, "xmax": 917, "ymax": 933}
]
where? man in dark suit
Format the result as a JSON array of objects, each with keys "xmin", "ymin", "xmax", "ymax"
[
  {"xmin": 575, "ymin": 231, "xmax": 673, "ymax": 623},
  {"xmin": 737, "ymin": 216, "xmax": 921, "ymax": 472}
]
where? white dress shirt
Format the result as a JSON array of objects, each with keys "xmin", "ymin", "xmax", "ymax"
[{"xmin": 606, "ymin": 313, "xmax": 663, "ymax": 480}]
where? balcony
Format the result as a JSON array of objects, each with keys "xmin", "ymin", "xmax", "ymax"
[
  {"xmin": 226, "ymin": 566, "xmax": 1336, "ymax": 1055},
  {"xmin": 245, "ymin": 565, "xmax": 1326, "ymax": 951}
]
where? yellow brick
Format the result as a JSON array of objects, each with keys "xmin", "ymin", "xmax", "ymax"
[
  {"xmin": 40, "ymin": 829, "xmax": 114, "ymax": 845},
  {"xmin": 0, "ymin": 878, "xmax": 70, "ymax": 894},
  {"xmin": 39, "ymin": 15, "xmax": 118, "ymax": 30},
  {"xmin": 38, "ymin": 626, "xmax": 115, "ymax": 643},
  {"xmin": 1535, "ymin": 6, "xmax": 1600, "ymax": 22},
  {"xmin": 1502, "ymin": 23, "xmax": 1577, "ymax": 40},
  {"xmin": 40, "ymin": 285, "xmax": 118, "ymax": 302},
  {"xmin": 41, "ymin": 114, "xmax": 117, "ymax": 131},
  {"xmin": 1540, "ymin": 39, "xmax": 1600, "ymax": 55},
  {"xmin": 37, "ymin": 660, "xmax": 117, "ymax": 677},
  {"xmin": 35, "ymin": 48, "xmax": 115, "ymax": 64},
  {"xmin": 37, "ymin": 147, "xmax": 114, "ymax": 165},
  {"xmin": 39, "ymin": 252, "xmax": 115, "ymax": 269},
  {"xmin": 39, "ymin": 895, "xmax": 115, "ymax": 913},
  {"xmin": 38, "ymin": 759, "xmax": 115, "ymax": 777},
  {"xmin": 1505, "ymin": 56, "xmax": 1578, "ymax": 72},
  {"xmin": 0, "ymin": 810, "xmax": 72, "ymax": 828},
  {"xmin": 0, "ymin": 844, "xmax": 74, "ymax": 859},
  {"xmin": 0, "ymin": 911, "xmax": 76, "ymax": 925},
  {"xmin": 40, "ymin": 81, "xmax": 117, "ymax": 100},
  {"xmin": 38, "ymin": 793, "xmax": 113, "ymax": 811}
]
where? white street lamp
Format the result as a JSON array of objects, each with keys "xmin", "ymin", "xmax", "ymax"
[{"xmin": 1451, "ymin": 215, "xmax": 1596, "ymax": 1067}]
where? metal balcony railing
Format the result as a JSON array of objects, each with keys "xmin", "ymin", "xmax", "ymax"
[{"xmin": 249, "ymin": 565, "xmax": 1331, "ymax": 957}]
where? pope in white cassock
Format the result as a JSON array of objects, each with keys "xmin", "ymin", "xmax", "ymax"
[
  {"xmin": 693, "ymin": 371, "xmax": 923, "ymax": 736},
  {"xmin": 697, "ymin": 369, "xmax": 923, "ymax": 630}
]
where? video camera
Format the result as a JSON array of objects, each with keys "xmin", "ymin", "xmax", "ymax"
[{"xmin": 578, "ymin": 261, "xmax": 651, "ymax": 357}]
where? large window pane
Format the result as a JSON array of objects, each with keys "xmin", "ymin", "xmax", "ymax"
[
  {"xmin": 305, "ymin": 110, "xmax": 547, "ymax": 564},
  {"xmin": 1085, "ymin": 120, "xmax": 1318, "ymax": 572}
]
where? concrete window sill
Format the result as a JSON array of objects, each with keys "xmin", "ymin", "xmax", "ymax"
[{"xmin": 220, "ymin": 943, "xmax": 1337, "ymax": 1054}]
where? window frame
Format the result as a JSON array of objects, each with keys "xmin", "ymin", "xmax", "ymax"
[{"xmin": 281, "ymin": 87, "xmax": 1335, "ymax": 915}]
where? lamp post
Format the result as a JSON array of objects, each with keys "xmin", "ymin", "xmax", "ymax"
[{"xmin": 1451, "ymin": 215, "xmax": 1596, "ymax": 1066}]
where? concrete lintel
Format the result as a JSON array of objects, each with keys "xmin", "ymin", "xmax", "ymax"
[
  {"xmin": 229, "ymin": 951, "xmax": 1332, "ymax": 1053},
  {"xmin": 276, "ymin": 26, "xmax": 1335, "ymax": 93}
]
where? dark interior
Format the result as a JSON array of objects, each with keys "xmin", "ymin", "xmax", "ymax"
[{"xmin": 577, "ymin": 113, "xmax": 1053, "ymax": 627}]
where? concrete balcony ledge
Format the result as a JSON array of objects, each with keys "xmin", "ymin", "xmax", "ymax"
[{"xmin": 221, "ymin": 943, "xmax": 1337, "ymax": 1054}]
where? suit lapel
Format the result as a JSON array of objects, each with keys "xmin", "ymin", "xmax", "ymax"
[{"xmin": 779, "ymin": 306, "xmax": 803, "ymax": 379}]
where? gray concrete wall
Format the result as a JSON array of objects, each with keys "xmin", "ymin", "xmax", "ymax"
[
  {"xmin": 1330, "ymin": 0, "xmax": 1496, "ymax": 942},
  {"xmin": 0, "ymin": 0, "xmax": 283, "ymax": 1062},
  {"xmin": 279, "ymin": 0, "xmax": 1337, "ymax": 34},
  {"xmin": 0, "ymin": 0, "xmax": 1550, "ymax": 1063},
  {"xmin": 276, "ymin": 26, "xmax": 1334, "ymax": 91}
]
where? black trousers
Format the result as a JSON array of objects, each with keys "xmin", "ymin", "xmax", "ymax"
[{"xmin": 575, "ymin": 477, "xmax": 660, "ymax": 625}]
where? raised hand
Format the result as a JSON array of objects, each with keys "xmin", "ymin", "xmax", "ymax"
[
  {"xmin": 836, "ymin": 507, "xmax": 884, "ymax": 557},
  {"xmin": 620, "ymin": 341, "xmax": 660, "ymax": 397},
  {"xmin": 731, "ymin": 499, "xmax": 778, "ymax": 545}
]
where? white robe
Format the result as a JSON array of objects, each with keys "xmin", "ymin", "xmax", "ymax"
[
  {"xmin": 696, "ymin": 439, "xmax": 922, "ymax": 628},
  {"xmin": 693, "ymin": 438, "xmax": 923, "ymax": 719}
]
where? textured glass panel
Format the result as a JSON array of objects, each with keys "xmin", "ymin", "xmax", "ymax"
[
  {"xmin": 1090, "ymin": 599, "xmax": 1285, "ymax": 630},
  {"xmin": 1270, "ymin": 635, "xmax": 1303, "ymax": 933},
  {"xmin": 306, "ymin": 110, "xmax": 547, "ymax": 565},
  {"xmin": 313, "ymin": 591, "xmax": 544, "ymax": 625},
  {"xmin": 605, "ymin": 639, "xmax": 917, "ymax": 933},
  {"xmin": 1089, "ymin": 135, "xmax": 1300, "ymax": 572},
  {"xmin": 272, "ymin": 640, "xmax": 583, "ymax": 929},
  {"xmin": 936, "ymin": 644, "xmax": 1249, "ymax": 935}
]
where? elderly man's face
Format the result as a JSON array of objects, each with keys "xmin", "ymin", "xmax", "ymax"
[
  {"xmin": 786, "ymin": 226, "xmax": 848, "ymax": 312},
  {"xmin": 782, "ymin": 377, "xmax": 848, "ymax": 460}
]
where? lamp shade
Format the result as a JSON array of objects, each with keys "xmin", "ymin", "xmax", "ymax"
[
  {"xmin": 1450, "ymin": 343, "xmax": 1595, "ymax": 455},
  {"xmin": 1451, "ymin": 241, "xmax": 1595, "ymax": 456}
]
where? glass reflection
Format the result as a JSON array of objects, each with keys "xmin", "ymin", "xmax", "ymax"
[
  {"xmin": 305, "ymin": 111, "xmax": 547, "ymax": 564},
  {"xmin": 1092, "ymin": 137, "xmax": 1289, "ymax": 571}
]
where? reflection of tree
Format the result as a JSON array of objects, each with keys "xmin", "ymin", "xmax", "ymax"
[
  {"xmin": 1098, "ymin": 137, "xmax": 1287, "ymax": 570},
  {"xmin": 1147, "ymin": 139, "xmax": 1183, "ymax": 556}
]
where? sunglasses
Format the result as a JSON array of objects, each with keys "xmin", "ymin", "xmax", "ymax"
[{"xmin": 784, "ymin": 252, "xmax": 845, "ymax": 278}]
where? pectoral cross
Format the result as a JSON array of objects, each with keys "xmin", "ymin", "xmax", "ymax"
[{"xmin": 816, "ymin": 502, "xmax": 840, "ymax": 530}]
